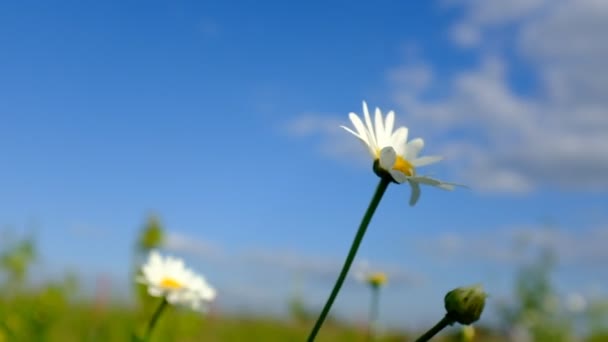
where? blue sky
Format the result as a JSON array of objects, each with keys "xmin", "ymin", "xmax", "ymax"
[{"xmin": 1, "ymin": 0, "xmax": 607, "ymax": 330}]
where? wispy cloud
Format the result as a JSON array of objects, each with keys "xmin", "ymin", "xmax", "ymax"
[
  {"xmin": 389, "ymin": 0, "xmax": 608, "ymax": 193},
  {"xmin": 286, "ymin": 1, "xmax": 608, "ymax": 193},
  {"xmin": 416, "ymin": 223, "xmax": 608, "ymax": 266},
  {"xmin": 162, "ymin": 228, "xmax": 426, "ymax": 289},
  {"xmin": 282, "ymin": 112, "xmax": 369, "ymax": 164},
  {"xmin": 444, "ymin": 0, "xmax": 549, "ymax": 47},
  {"xmin": 239, "ymin": 248, "xmax": 424, "ymax": 287},
  {"xmin": 67, "ymin": 222, "xmax": 108, "ymax": 239},
  {"xmin": 164, "ymin": 231, "xmax": 224, "ymax": 261},
  {"xmin": 352, "ymin": 258, "xmax": 426, "ymax": 288}
]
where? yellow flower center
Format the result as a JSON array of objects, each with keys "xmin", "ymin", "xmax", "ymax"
[
  {"xmin": 367, "ymin": 272, "xmax": 388, "ymax": 287},
  {"xmin": 374, "ymin": 149, "xmax": 415, "ymax": 178},
  {"xmin": 394, "ymin": 156, "xmax": 415, "ymax": 177},
  {"xmin": 160, "ymin": 277, "xmax": 183, "ymax": 290}
]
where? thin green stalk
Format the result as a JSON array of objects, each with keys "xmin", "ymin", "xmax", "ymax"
[
  {"xmin": 367, "ymin": 286, "xmax": 380, "ymax": 341},
  {"xmin": 143, "ymin": 297, "xmax": 169, "ymax": 341},
  {"xmin": 415, "ymin": 314, "xmax": 455, "ymax": 342},
  {"xmin": 307, "ymin": 178, "xmax": 391, "ymax": 341}
]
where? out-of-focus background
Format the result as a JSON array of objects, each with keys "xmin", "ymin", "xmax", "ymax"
[{"xmin": 1, "ymin": 0, "xmax": 607, "ymax": 341}]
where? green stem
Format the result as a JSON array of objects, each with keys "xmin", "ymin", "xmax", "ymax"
[
  {"xmin": 307, "ymin": 178, "xmax": 391, "ymax": 342},
  {"xmin": 415, "ymin": 314, "xmax": 455, "ymax": 342},
  {"xmin": 368, "ymin": 286, "xmax": 381, "ymax": 341},
  {"xmin": 143, "ymin": 298, "xmax": 169, "ymax": 341}
]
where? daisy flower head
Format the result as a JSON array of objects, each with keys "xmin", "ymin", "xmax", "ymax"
[
  {"xmin": 341, "ymin": 101, "xmax": 461, "ymax": 206},
  {"xmin": 366, "ymin": 272, "xmax": 388, "ymax": 288},
  {"xmin": 354, "ymin": 261, "xmax": 388, "ymax": 288},
  {"xmin": 138, "ymin": 250, "xmax": 216, "ymax": 312}
]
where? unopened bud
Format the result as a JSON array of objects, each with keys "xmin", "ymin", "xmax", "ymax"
[{"xmin": 444, "ymin": 284, "xmax": 487, "ymax": 325}]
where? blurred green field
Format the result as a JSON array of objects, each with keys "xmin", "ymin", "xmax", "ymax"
[
  {"xmin": 2, "ymin": 220, "xmax": 608, "ymax": 342},
  {"xmin": 0, "ymin": 287, "xmax": 492, "ymax": 342}
]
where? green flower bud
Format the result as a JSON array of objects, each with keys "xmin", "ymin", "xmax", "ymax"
[{"xmin": 444, "ymin": 284, "xmax": 487, "ymax": 325}]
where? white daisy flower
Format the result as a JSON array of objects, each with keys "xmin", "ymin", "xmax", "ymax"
[
  {"xmin": 341, "ymin": 101, "xmax": 461, "ymax": 206},
  {"xmin": 138, "ymin": 250, "xmax": 216, "ymax": 312},
  {"xmin": 354, "ymin": 260, "xmax": 388, "ymax": 288}
]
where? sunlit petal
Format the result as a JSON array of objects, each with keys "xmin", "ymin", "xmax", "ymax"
[
  {"xmin": 379, "ymin": 146, "xmax": 397, "ymax": 171},
  {"xmin": 408, "ymin": 180, "xmax": 421, "ymax": 206},
  {"xmin": 411, "ymin": 156, "xmax": 443, "ymax": 167}
]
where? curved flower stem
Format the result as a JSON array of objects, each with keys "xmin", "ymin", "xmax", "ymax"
[
  {"xmin": 143, "ymin": 298, "xmax": 169, "ymax": 341},
  {"xmin": 415, "ymin": 314, "xmax": 455, "ymax": 342},
  {"xmin": 307, "ymin": 178, "xmax": 391, "ymax": 341}
]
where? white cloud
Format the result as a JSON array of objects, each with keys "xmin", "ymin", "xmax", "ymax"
[
  {"xmin": 282, "ymin": 112, "xmax": 371, "ymax": 164},
  {"xmin": 164, "ymin": 231, "xmax": 223, "ymax": 261},
  {"xmin": 449, "ymin": 23, "xmax": 481, "ymax": 47},
  {"xmin": 445, "ymin": 0, "xmax": 549, "ymax": 47},
  {"xmin": 284, "ymin": 1, "xmax": 608, "ymax": 193},
  {"xmin": 389, "ymin": 0, "xmax": 608, "ymax": 192},
  {"xmin": 283, "ymin": 114, "xmax": 343, "ymax": 137},
  {"xmin": 419, "ymin": 224, "xmax": 608, "ymax": 266},
  {"xmin": 161, "ymin": 230, "xmax": 424, "ymax": 287},
  {"xmin": 352, "ymin": 258, "xmax": 425, "ymax": 287},
  {"xmin": 387, "ymin": 63, "xmax": 434, "ymax": 93},
  {"xmin": 519, "ymin": 0, "xmax": 608, "ymax": 105},
  {"xmin": 240, "ymin": 248, "xmax": 424, "ymax": 287}
]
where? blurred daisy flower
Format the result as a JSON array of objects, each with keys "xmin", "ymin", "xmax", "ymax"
[
  {"xmin": 354, "ymin": 261, "xmax": 388, "ymax": 289},
  {"xmin": 354, "ymin": 261, "xmax": 387, "ymax": 338},
  {"xmin": 461, "ymin": 325, "xmax": 476, "ymax": 342},
  {"xmin": 341, "ymin": 101, "xmax": 462, "ymax": 206},
  {"xmin": 358, "ymin": 271, "xmax": 388, "ymax": 289},
  {"xmin": 138, "ymin": 250, "xmax": 216, "ymax": 312},
  {"xmin": 366, "ymin": 272, "xmax": 388, "ymax": 288}
]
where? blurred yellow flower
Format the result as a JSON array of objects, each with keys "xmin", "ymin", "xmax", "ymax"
[
  {"xmin": 366, "ymin": 272, "xmax": 388, "ymax": 288},
  {"xmin": 461, "ymin": 325, "xmax": 475, "ymax": 342},
  {"xmin": 137, "ymin": 250, "xmax": 216, "ymax": 312},
  {"xmin": 341, "ymin": 101, "xmax": 461, "ymax": 206},
  {"xmin": 354, "ymin": 261, "xmax": 388, "ymax": 288}
]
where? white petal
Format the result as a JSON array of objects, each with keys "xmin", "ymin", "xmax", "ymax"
[
  {"xmin": 438, "ymin": 181, "xmax": 468, "ymax": 190},
  {"xmin": 348, "ymin": 113, "xmax": 370, "ymax": 143},
  {"xmin": 362, "ymin": 102, "xmax": 377, "ymax": 150},
  {"xmin": 379, "ymin": 146, "xmax": 396, "ymax": 171},
  {"xmin": 148, "ymin": 287, "xmax": 164, "ymax": 298},
  {"xmin": 341, "ymin": 126, "xmax": 369, "ymax": 146},
  {"xmin": 190, "ymin": 301, "xmax": 204, "ymax": 312},
  {"xmin": 340, "ymin": 125, "xmax": 365, "ymax": 141},
  {"xmin": 384, "ymin": 111, "xmax": 395, "ymax": 137},
  {"xmin": 149, "ymin": 250, "xmax": 162, "ymax": 265},
  {"xmin": 405, "ymin": 138, "xmax": 424, "ymax": 159},
  {"xmin": 389, "ymin": 169, "xmax": 408, "ymax": 184},
  {"xmin": 411, "ymin": 156, "xmax": 443, "ymax": 167},
  {"xmin": 391, "ymin": 127, "xmax": 409, "ymax": 156},
  {"xmin": 408, "ymin": 180, "xmax": 421, "ymax": 206},
  {"xmin": 374, "ymin": 107, "xmax": 387, "ymax": 148},
  {"xmin": 408, "ymin": 176, "xmax": 442, "ymax": 186},
  {"xmin": 438, "ymin": 183, "xmax": 455, "ymax": 191},
  {"xmin": 166, "ymin": 291, "xmax": 182, "ymax": 304},
  {"xmin": 391, "ymin": 127, "xmax": 408, "ymax": 146},
  {"xmin": 409, "ymin": 176, "xmax": 461, "ymax": 191},
  {"xmin": 341, "ymin": 126, "xmax": 376, "ymax": 158},
  {"xmin": 201, "ymin": 287, "xmax": 216, "ymax": 301}
]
